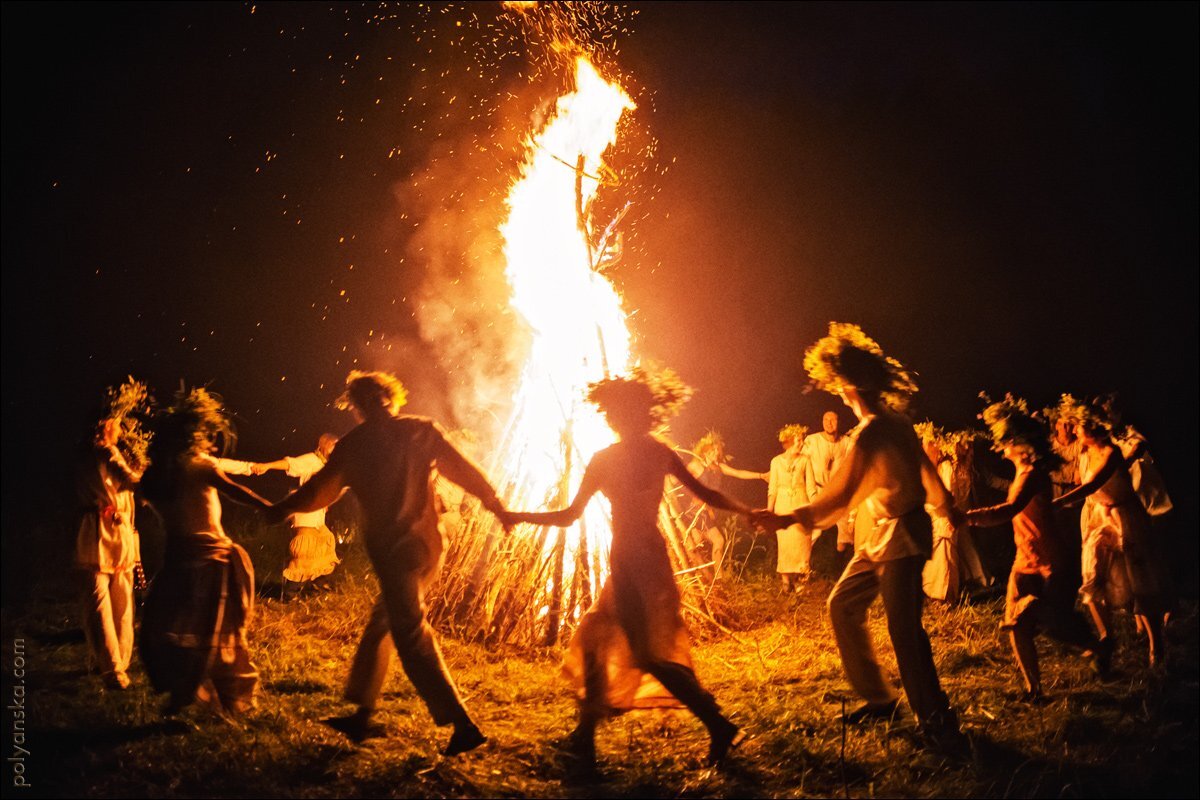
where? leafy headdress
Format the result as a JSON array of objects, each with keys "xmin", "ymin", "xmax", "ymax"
[
  {"xmin": 803, "ymin": 322, "xmax": 918, "ymax": 412},
  {"xmin": 979, "ymin": 393, "xmax": 1059, "ymax": 467}
]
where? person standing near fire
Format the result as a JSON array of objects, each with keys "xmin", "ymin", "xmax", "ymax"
[
  {"xmin": 754, "ymin": 323, "xmax": 965, "ymax": 750},
  {"xmin": 803, "ymin": 410, "xmax": 853, "ymax": 559},
  {"xmin": 768, "ymin": 424, "xmax": 811, "ymax": 590},
  {"xmin": 268, "ymin": 370, "xmax": 510, "ymax": 756}
]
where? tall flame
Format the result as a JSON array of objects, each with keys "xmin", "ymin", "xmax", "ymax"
[{"xmin": 497, "ymin": 56, "xmax": 635, "ymax": 620}]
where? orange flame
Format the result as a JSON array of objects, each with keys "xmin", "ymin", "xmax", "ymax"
[{"xmin": 499, "ymin": 56, "xmax": 635, "ymax": 615}]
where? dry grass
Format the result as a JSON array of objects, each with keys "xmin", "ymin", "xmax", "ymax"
[{"xmin": 2, "ymin": 522, "xmax": 1196, "ymax": 799}]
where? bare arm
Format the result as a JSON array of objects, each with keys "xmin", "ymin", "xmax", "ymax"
[
  {"xmin": 717, "ymin": 462, "xmax": 769, "ymax": 482},
  {"xmin": 102, "ymin": 444, "xmax": 141, "ymax": 486},
  {"xmin": 920, "ymin": 451, "xmax": 954, "ymax": 514},
  {"xmin": 205, "ymin": 461, "xmax": 272, "ymax": 511},
  {"xmin": 1055, "ymin": 447, "xmax": 1120, "ymax": 508},
  {"xmin": 966, "ymin": 470, "xmax": 1036, "ymax": 527},
  {"xmin": 510, "ymin": 461, "xmax": 603, "ymax": 528},
  {"xmin": 668, "ymin": 451, "xmax": 751, "ymax": 514}
]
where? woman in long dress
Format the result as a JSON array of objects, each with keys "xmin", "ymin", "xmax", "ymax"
[
  {"xmin": 139, "ymin": 388, "xmax": 272, "ymax": 715},
  {"xmin": 507, "ymin": 372, "xmax": 746, "ymax": 771},
  {"xmin": 964, "ymin": 396, "xmax": 1108, "ymax": 699},
  {"xmin": 768, "ymin": 424, "xmax": 810, "ymax": 590},
  {"xmin": 919, "ymin": 427, "xmax": 990, "ymax": 602},
  {"xmin": 1054, "ymin": 399, "xmax": 1172, "ymax": 667}
]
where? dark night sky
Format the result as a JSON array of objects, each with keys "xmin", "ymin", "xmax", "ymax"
[{"xmin": 2, "ymin": 2, "xmax": 1197, "ymax": 563}]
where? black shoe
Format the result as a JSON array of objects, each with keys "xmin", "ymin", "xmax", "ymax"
[
  {"xmin": 918, "ymin": 709, "xmax": 968, "ymax": 759},
  {"xmin": 558, "ymin": 731, "xmax": 599, "ymax": 780},
  {"xmin": 443, "ymin": 722, "xmax": 488, "ymax": 756},
  {"xmin": 706, "ymin": 719, "xmax": 746, "ymax": 766},
  {"xmin": 324, "ymin": 714, "xmax": 385, "ymax": 744},
  {"xmin": 840, "ymin": 699, "xmax": 900, "ymax": 724}
]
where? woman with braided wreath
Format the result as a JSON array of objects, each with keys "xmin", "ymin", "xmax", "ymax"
[
  {"xmin": 74, "ymin": 379, "xmax": 152, "ymax": 691},
  {"xmin": 508, "ymin": 369, "xmax": 745, "ymax": 773},
  {"xmin": 754, "ymin": 323, "xmax": 963, "ymax": 749},
  {"xmin": 138, "ymin": 388, "xmax": 272, "ymax": 716},
  {"xmin": 768, "ymin": 424, "xmax": 811, "ymax": 590},
  {"xmin": 964, "ymin": 396, "xmax": 1110, "ymax": 700},
  {"xmin": 1054, "ymin": 398, "xmax": 1173, "ymax": 668},
  {"xmin": 917, "ymin": 424, "xmax": 992, "ymax": 603}
]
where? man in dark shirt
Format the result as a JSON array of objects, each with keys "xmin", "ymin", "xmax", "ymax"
[{"xmin": 271, "ymin": 371, "xmax": 510, "ymax": 755}]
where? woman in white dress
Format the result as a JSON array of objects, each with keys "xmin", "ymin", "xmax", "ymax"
[
  {"xmin": 1054, "ymin": 399, "xmax": 1172, "ymax": 668},
  {"xmin": 769, "ymin": 424, "xmax": 810, "ymax": 590}
]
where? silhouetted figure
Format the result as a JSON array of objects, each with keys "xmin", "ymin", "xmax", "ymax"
[
  {"xmin": 269, "ymin": 371, "xmax": 508, "ymax": 756},
  {"xmin": 139, "ymin": 388, "xmax": 271, "ymax": 716},
  {"xmin": 755, "ymin": 323, "xmax": 964, "ymax": 751},
  {"xmin": 509, "ymin": 371, "xmax": 745, "ymax": 774},
  {"xmin": 965, "ymin": 395, "xmax": 1109, "ymax": 700},
  {"xmin": 681, "ymin": 430, "xmax": 766, "ymax": 578}
]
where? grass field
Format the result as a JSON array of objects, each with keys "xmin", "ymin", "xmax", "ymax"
[{"xmin": 1, "ymin": 520, "xmax": 1196, "ymax": 799}]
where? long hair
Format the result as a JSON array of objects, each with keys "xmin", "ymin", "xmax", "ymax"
[
  {"xmin": 141, "ymin": 387, "xmax": 234, "ymax": 503},
  {"xmin": 586, "ymin": 366, "xmax": 693, "ymax": 435},
  {"xmin": 803, "ymin": 322, "xmax": 917, "ymax": 412},
  {"xmin": 980, "ymin": 393, "xmax": 1060, "ymax": 468}
]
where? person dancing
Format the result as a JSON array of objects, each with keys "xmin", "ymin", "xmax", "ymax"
[
  {"xmin": 139, "ymin": 388, "xmax": 271, "ymax": 716},
  {"xmin": 269, "ymin": 371, "xmax": 509, "ymax": 755},
  {"xmin": 768, "ymin": 424, "xmax": 811, "ymax": 590},
  {"xmin": 755, "ymin": 323, "xmax": 963, "ymax": 749},
  {"xmin": 964, "ymin": 395, "xmax": 1110, "ymax": 700},
  {"xmin": 1054, "ymin": 398, "xmax": 1172, "ymax": 667},
  {"xmin": 508, "ymin": 370, "xmax": 745, "ymax": 772}
]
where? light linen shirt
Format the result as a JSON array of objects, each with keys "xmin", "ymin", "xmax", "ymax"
[{"xmin": 284, "ymin": 452, "xmax": 328, "ymax": 528}]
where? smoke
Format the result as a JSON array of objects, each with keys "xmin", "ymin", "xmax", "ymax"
[{"xmin": 392, "ymin": 133, "xmax": 528, "ymax": 441}]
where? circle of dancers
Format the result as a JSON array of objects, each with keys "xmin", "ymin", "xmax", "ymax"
[{"xmin": 75, "ymin": 321, "xmax": 1176, "ymax": 773}]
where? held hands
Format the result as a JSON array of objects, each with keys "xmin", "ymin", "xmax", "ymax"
[
  {"xmin": 492, "ymin": 507, "xmax": 516, "ymax": 533},
  {"xmin": 251, "ymin": 463, "xmax": 271, "ymax": 476},
  {"xmin": 750, "ymin": 508, "xmax": 796, "ymax": 532}
]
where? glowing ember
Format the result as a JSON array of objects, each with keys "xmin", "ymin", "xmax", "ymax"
[{"xmin": 497, "ymin": 56, "xmax": 636, "ymax": 626}]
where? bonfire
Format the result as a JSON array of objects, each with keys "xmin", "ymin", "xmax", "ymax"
[{"xmin": 427, "ymin": 35, "xmax": 728, "ymax": 647}]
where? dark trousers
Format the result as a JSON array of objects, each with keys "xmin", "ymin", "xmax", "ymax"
[
  {"xmin": 345, "ymin": 536, "xmax": 466, "ymax": 726},
  {"xmin": 827, "ymin": 553, "xmax": 952, "ymax": 727}
]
